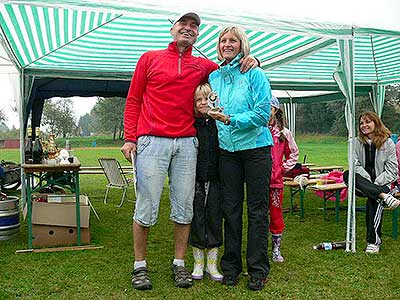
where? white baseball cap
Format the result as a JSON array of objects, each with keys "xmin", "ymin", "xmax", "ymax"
[
  {"xmin": 270, "ymin": 96, "xmax": 280, "ymax": 109},
  {"xmin": 173, "ymin": 12, "xmax": 201, "ymax": 26}
]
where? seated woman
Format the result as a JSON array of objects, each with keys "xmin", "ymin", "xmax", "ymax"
[{"xmin": 344, "ymin": 111, "xmax": 399, "ymax": 254}]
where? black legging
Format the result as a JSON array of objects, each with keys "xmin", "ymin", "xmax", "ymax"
[{"xmin": 343, "ymin": 170, "xmax": 389, "ymax": 245}]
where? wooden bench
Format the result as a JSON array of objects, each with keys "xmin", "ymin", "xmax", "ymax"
[
  {"xmin": 284, "ymin": 178, "xmax": 335, "ymax": 219},
  {"xmin": 79, "ymin": 166, "xmax": 131, "ymax": 175},
  {"xmin": 392, "ymin": 192, "xmax": 399, "ymax": 239}
]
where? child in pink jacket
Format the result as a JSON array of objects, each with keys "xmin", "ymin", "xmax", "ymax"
[{"xmin": 268, "ymin": 96, "xmax": 299, "ymax": 262}]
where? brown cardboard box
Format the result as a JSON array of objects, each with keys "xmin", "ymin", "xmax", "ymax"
[
  {"xmin": 32, "ymin": 224, "xmax": 90, "ymax": 247},
  {"xmin": 47, "ymin": 194, "xmax": 89, "ymax": 204},
  {"xmin": 32, "ymin": 193, "xmax": 89, "ymax": 204},
  {"xmin": 32, "ymin": 199, "xmax": 90, "ymax": 228}
]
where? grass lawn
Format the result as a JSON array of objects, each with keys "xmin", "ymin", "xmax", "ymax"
[{"xmin": 0, "ymin": 135, "xmax": 399, "ymax": 300}]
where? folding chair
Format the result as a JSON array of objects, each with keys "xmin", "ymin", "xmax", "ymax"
[{"xmin": 98, "ymin": 158, "xmax": 134, "ymax": 207}]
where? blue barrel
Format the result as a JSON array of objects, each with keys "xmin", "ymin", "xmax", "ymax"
[{"xmin": 0, "ymin": 196, "xmax": 20, "ymax": 240}]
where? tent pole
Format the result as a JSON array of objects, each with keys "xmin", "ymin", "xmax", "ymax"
[{"xmin": 19, "ymin": 69, "xmax": 26, "ymax": 206}]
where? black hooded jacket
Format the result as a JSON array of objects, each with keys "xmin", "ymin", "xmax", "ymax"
[{"xmin": 194, "ymin": 117, "xmax": 220, "ymax": 181}]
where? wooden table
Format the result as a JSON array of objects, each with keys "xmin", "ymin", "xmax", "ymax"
[
  {"xmin": 302, "ymin": 163, "xmax": 316, "ymax": 167},
  {"xmin": 309, "ymin": 165, "xmax": 344, "ymax": 173},
  {"xmin": 284, "ymin": 178, "xmax": 335, "ymax": 218},
  {"xmin": 23, "ymin": 159, "xmax": 82, "ymax": 249},
  {"xmin": 308, "ymin": 183, "xmax": 347, "ymax": 222}
]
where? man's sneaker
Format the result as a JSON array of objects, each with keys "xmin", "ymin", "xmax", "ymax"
[
  {"xmin": 365, "ymin": 243, "xmax": 380, "ymax": 254},
  {"xmin": 383, "ymin": 193, "xmax": 400, "ymax": 209},
  {"xmin": 248, "ymin": 276, "xmax": 268, "ymax": 291},
  {"xmin": 172, "ymin": 264, "xmax": 193, "ymax": 288},
  {"xmin": 131, "ymin": 267, "xmax": 152, "ymax": 290},
  {"xmin": 222, "ymin": 275, "xmax": 238, "ymax": 286}
]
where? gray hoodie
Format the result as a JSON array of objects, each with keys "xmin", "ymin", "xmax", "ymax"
[{"xmin": 354, "ymin": 138, "xmax": 398, "ymax": 188}]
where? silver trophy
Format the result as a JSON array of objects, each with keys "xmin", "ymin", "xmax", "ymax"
[{"xmin": 207, "ymin": 91, "xmax": 222, "ymax": 112}]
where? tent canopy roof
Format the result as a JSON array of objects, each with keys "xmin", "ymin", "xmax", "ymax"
[{"xmin": 1, "ymin": 0, "xmax": 400, "ymax": 89}]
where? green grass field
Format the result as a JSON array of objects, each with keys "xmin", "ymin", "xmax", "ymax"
[{"xmin": 0, "ymin": 135, "xmax": 399, "ymax": 300}]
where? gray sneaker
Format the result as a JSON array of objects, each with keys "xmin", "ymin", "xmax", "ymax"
[
  {"xmin": 132, "ymin": 267, "xmax": 152, "ymax": 290},
  {"xmin": 172, "ymin": 264, "xmax": 193, "ymax": 288}
]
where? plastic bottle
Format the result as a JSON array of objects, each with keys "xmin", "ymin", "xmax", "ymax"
[
  {"xmin": 32, "ymin": 127, "xmax": 43, "ymax": 164},
  {"xmin": 313, "ymin": 241, "xmax": 346, "ymax": 250},
  {"xmin": 25, "ymin": 127, "xmax": 33, "ymax": 164}
]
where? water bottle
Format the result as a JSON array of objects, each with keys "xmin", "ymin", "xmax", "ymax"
[{"xmin": 313, "ymin": 241, "xmax": 346, "ymax": 250}]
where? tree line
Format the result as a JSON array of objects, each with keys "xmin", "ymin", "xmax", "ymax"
[
  {"xmin": 295, "ymin": 84, "xmax": 400, "ymax": 135},
  {"xmin": 1, "ymin": 84, "xmax": 399, "ymax": 139}
]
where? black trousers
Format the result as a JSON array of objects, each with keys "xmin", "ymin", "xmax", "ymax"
[
  {"xmin": 220, "ymin": 146, "xmax": 272, "ymax": 279},
  {"xmin": 189, "ymin": 179, "xmax": 223, "ymax": 249},
  {"xmin": 344, "ymin": 171, "xmax": 389, "ymax": 244}
]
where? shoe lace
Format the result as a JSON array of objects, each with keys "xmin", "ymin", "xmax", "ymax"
[
  {"xmin": 132, "ymin": 269, "xmax": 149, "ymax": 283},
  {"xmin": 174, "ymin": 266, "xmax": 191, "ymax": 281}
]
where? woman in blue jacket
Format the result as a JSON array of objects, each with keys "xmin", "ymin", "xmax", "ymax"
[{"xmin": 208, "ymin": 26, "xmax": 273, "ymax": 291}]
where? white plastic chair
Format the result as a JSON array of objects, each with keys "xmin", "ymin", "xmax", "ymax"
[{"xmin": 98, "ymin": 158, "xmax": 134, "ymax": 207}]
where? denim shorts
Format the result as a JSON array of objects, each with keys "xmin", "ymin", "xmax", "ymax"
[{"xmin": 133, "ymin": 135, "xmax": 198, "ymax": 226}]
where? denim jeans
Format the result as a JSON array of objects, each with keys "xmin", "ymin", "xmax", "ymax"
[
  {"xmin": 133, "ymin": 135, "xmax": 198, "ymax": 226},
  {"xmin": 219, "ymin": 146, "xmax": 272, "ymax": 279}
]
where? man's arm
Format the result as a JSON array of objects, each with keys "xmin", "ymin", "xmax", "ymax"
[
  {"xmin": 121, "ymin": 54, "xmax": 148, "ymax": 161},
  {"xmin": 239, "ymin": 56, "xmax": 260, "ymax": 73},
  {"xmin": 204, "ymin": 55, "xmax": 259, "ymax": 77}
]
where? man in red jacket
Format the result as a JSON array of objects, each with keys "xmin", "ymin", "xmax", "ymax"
[{"xmin": 121, "ymin": 12, "xmax": 257, "ymax": 290}]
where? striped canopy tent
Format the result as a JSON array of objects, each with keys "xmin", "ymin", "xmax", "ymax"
[{"xmin": 1, "ymin": 0, "xmax": 400, "ymax": 252}]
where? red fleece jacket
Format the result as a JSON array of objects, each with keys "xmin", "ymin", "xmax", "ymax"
[{"xmin": 124, "ymin": 42, "xmax": 218, "ymax": 142}]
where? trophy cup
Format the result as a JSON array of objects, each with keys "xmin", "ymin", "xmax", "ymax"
[{"xmin": 207, "ymin": 91, "xmax": 222, "ymax": 112}]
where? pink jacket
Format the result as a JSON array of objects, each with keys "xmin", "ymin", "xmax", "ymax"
[
  {"xmin": 269, "ymin": 125, "xmax": 299, "ymax": 188},
  {"xmin": 396, "ymin": 141, "xmax": 400, "ymax": 184}
]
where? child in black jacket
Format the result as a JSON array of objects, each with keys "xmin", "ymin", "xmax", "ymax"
[{"xmin": 190, "ymin": 83, "xmax": 223, "ymax": 281}]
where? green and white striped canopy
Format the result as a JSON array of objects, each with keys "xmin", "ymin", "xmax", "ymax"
[
  {"xmin": 1, "ymin": 0, "xmax": 400, "ymax": 88},
  {"xmin": 3, "ymin": 1, "xmax": 396, "ymax": 250}
]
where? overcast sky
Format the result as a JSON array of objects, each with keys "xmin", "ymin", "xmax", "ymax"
[{"xmin": 1, "ymin": 0, "xmax": 399, "ymax": 129}]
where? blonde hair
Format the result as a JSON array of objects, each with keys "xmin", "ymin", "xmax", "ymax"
[
  {"xmin": 358, "ymin": 111, "xmax": 391, "ymax": 149},
  {"xmin": 194, "ymin": 83, "xmax": 212, "ymax": 99},
  {"xmin": 216, "ymin": 26, "xmax": 250, "ymax": 61},
  {"xmin": 194, "ymin": 83, "xmax": 212, "ymax": 114}
]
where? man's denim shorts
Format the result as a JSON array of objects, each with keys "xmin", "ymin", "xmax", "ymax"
[{"xmin": 133, "ymin": 135, "xmax": 198, "ymax": 227}]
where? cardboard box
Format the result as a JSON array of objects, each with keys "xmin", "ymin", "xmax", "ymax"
[
  {"xmin": 32, "ymin": 224, "xmax": 90, "ymax": 247},
  {"xmin": 47, "ymin": 194, "xmax": 89, "ymax": 205},
  {"xmin": 33, "ymin": 194, "xmax": 89, "ymax": 204},
  {"xmin": 32, "ymin": 198, "xmax": 90, "ymax": 228}
]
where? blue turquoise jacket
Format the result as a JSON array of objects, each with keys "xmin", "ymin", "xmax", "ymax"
[{"xmin": 208, "ymin": 55, "xmax": 273, "ymax": 152}]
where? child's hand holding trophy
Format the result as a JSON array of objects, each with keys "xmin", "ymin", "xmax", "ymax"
[{"xmin": 207, "ymin": 91, "xmax": 222, "ymax": 112}]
